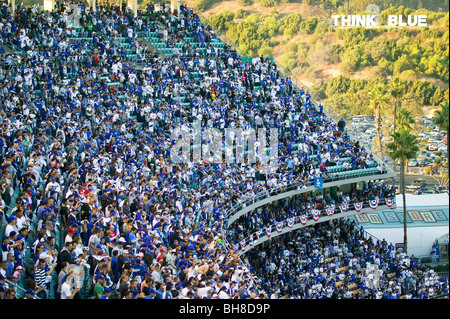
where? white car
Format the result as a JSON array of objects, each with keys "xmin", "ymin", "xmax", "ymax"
[{"xmin": 408, "ymin": 159, "xmax": 418, "ymax": 167}]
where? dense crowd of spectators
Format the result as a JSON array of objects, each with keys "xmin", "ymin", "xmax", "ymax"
[
  {"xmin": 244, "ymin": 218, "xmax": 449, "ymax": 299},
  {"xmin": 226, "ymin": 180, "xmax": 397, "ymax": 246},
  {"xmin": 0, "ymin": 1, "xmax": 440, "ymax": 300}
]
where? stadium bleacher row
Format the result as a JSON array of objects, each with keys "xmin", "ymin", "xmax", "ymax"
[{"xmin": 0, "ymin": 1, "xmax": 446, "ymax": 300}]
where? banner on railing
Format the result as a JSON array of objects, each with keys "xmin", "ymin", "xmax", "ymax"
[
  {"xmin": 325, "ymin": 207, "xmax": 335, "ymax": 216},
  {"xmin": 287, "ymin": 217, "xmax": 295, "ymax": 228},
  {"xmin": 369, "ymin": 199, "xmax": 379, "ymax": 209},
  {"xmin": 314, "ymin": 176, "xmax": 323, "ymax": 189},
  {"xmin": 299, "ymin": 214, "xmax": 308, "ymax": 225},
  {"xmin": 354, "ymin": 202, "xmax": 364, "ymax": 212},
  {"xmin": 339, "ymin": 203, "xmax": 349, "ymax": 213},
  {"xmin": 312, "ymin": 210, "xmax": 320, "ymax": 221},
  {"xmin": 231, "ymin": 198, "xmax": 395, "ymax": 253},
  {"xmin": 385, "ymin": 197, "xmax": 394, "ymax": 207},
  {"xmin": 255, "ymin": 229, "xmax": 263, "ymax": 239},
  {"xmin": 265, "ymin": 225, "xmax": 272, "ymax": 238},
  {"xmin": 276, "ymin": 221, "xmax": 284, "ymax": 233}
]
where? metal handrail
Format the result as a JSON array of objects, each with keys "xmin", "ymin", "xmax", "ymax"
[
  {"xmin": 275, "ymin": 58, "xmax": 396, "ymax": 168},
  {"xmin": 270, "ymin": 57, "xmax": 395, "ymax": 168},
  {"xmin": 4, "ymin": 278, "xmax": 41, "ymax": 299},
  {"xmin": 361, "ymin": 229, "xmax": 384, "ymax": 244},
  {"xmin": 186, "ymin": 9, "xmax": 395, "ymax": 170}
]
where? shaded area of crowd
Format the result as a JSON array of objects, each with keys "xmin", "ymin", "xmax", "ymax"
[{"xmin": 245, "ymin": 218, "xmax": 449, "ymax": 299}]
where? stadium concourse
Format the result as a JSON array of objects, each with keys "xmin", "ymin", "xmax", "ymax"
[{"xmin": 0, "ymin": 1, "xmax": 448, "ymax": 300}]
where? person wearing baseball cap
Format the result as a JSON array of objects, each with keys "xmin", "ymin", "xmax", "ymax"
[
  {"xmin": 0, "ymin": 285, "xmax": 7, "ymax": 299},
  {"xmin": 24, "ymin": 288, "xmax": 37, "ymax": 299},
  {"xmin": 5, "ymin": 215, "xmax": 17, "ymax": 237},
  {"xmin": 64, "ymin": 228, "xmax": 76, "ymax": 245},
  {"xmin": 145, "ymin": 288, "xmax": 157, "ymax": 299},
  {"xmin": 100, "ymin": 286, "xmax": 112, "ymax": 299},
  {"xmin": 93, "ymin": 274, "xmax": 106, "ymax": 299}
]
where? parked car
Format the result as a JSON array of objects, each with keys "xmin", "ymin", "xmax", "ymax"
[
  {"xmin": 420, "ymin": 188, "xmax": 434, "ymax": 195},
  {"xmin": 434, "ymin": 186, "xmax": 449, "ymax": 194},
  {"xmin": 417, "ymin": 159, "xmax": 427, "ymax": 167},
  {"xmin": 408, "ymin": 159, "xmax": 418, "ymax": 167},
  {"xmin": 405, "ymin": 187, "xmax": 422, "ymax": 195},
  {"xmin": 411, "ymin": 178, "xmax": 426, "ymax": 188}
]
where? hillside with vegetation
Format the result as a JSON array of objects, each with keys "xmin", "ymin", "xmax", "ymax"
[{"xmin": 181, "ymin": 0, "xmax": 449, "ymax": 120}]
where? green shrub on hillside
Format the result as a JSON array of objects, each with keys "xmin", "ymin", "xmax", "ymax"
[
  {"xmin": 235, "ymin": 9, "xmax": 250, "ymax": 19},
  {"xmin": 299, "ymin": 17, "xmax": 318, "ymax": 34},
  {"xmin": 193, "ymin": 0, "xmax": 221, "ymax": 11},
  {"xmin": 256, "ymin": 0, "xmax": 279, "ymax": 7},
  {"xmin": 239, "ymin": 0, "xmax": 254, "ymax": 6},
  {"xmin": 280, "ymin": 52, "xmax": 299, "ymax": 71},
  {"xmin": 209, "ymin": 10, "xmax": 235, "ymax": 31}
]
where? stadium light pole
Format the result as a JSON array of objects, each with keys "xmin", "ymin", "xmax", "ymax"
[
  {"xmin": 171, "ymin": 0, "xmax": 180, "ymax": 13},
  {"xmin": 127, "ymin": 0, "xmax": 137, "ymax": 17}
]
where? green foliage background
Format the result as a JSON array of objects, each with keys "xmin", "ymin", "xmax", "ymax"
[{"xmin": 202, "ymin": 1, "xmax": 449, "ymax": 118}]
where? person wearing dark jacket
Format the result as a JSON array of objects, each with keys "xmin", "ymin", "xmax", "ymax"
[{"xmin": 56, "ymin": 241, "xmax": 74, "ymax": 273}]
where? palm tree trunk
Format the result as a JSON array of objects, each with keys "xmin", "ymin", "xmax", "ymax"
[
  {"xmin": 376, "ymin": 107, "xmax": 382, "ymax": 154},
  {"xmin": 400, "ymin": 159, "xmax": 407, "ymax": 255},
  {"xmin": 393, "ymin": 100, "xmax": 397, "ymax": 171},
  {"xmin": 447, "ymin": 125, "xmax": 449, "ymax": 176},
  {"xmin": 393, "ymin": 99, "xmax": 397, "ymax": 134}
]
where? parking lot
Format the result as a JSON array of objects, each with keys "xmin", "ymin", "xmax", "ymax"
[
  {"xmin": 346, "ymin": 114, "xmax": 448, "ymax": 195},
  {"xmin": 347, "ymin": 115, "xmax": 447, "ymax": 166}
]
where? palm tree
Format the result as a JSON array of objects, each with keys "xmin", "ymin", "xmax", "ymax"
[
  {"xmin": 389, "ymin": 77, "xmax": 404, "ymax": 135},
  {"xmin": 433, "ymin": 102, "xmax": 449, "ymax": 175},
  {"xmin": 396, "ymin": 108, "xmax": 416, "ymax": 173},
  {"xmin": 368, "ymin": 85, "xmax": 390, "ymax": 154},
  {"xmin": 396, "ymin": 108, "xmax": 415, "ymax": 132},
  {"xmin": 387, "ymin": 128, "xmax": 420, "ymax": 255}
]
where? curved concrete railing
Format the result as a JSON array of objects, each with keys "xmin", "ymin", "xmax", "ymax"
[
  {"xmin": 222, "ymin": 169, "xmax": 397, "ymax": 229},
  {"xmin": 229, "ymin": 197, "xmax": 396, "ymax": 255}
]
